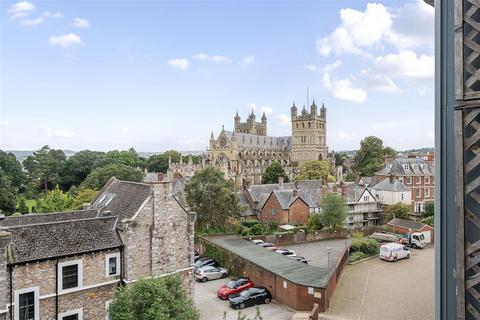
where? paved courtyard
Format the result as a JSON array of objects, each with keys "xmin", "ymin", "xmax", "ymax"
[
  {"xmin": 194, "ymin": 277, "xmax": 295, "ymax": 320},
  {"xmin": 287, "ymin": 239, "xmax": 348, "ymax": 268},
  {"xmin": 322, "ymin": 245, "xmax": 435, "ymax": 320}
]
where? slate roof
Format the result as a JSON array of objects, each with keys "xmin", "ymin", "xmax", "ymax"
[
  {"xmin": 0, "ymin": 209, "xmax": 99, "ymax": 227},
  {"xmin": 237, "ymin": 192, "xmax": 256, "ymax": 217},
  {"xmin": 6, "ymin": 216, "xmax": 122, "ymax": 264},
  {"xmin": 387, "ymin": 218, "xmax": 431, "ymax": 231},
  {"xmin": 345, "ymin": 184, "xmax": 369, "ymax": 203},
  {"xmin": 247, "ymin": 184, "xmax": 283, "ymax": 203},
  {"xmin": 269, "ymin": 189, "xmax": 323, "ymax": 210},
  {"xmin": 92, "ymin": 179, "xmax": 151, "ymax": 221},
  {"xmin": 375, "ymin": 157, "xmax": 434, "ymax": 176},
  {"xmin": 224, "ymin": 131, "xmax": 292, "ymax": 150},
  {"xmin": 371, "ymin": 179, "xmax": 409, "ymax": 192},
  {"xmin": 204, "ymin": 235, "xmax": 345, "ymax": 288}
]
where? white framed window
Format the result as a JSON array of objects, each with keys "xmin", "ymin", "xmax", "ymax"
[
  {"xmin": 425, "ymin": 188, "xmax": 430, "ymax": 198},
  {"xmin": 59, "ymin": 308, "xmax": 83, "ymax": 320},
  {"xmin": 416, "ymin": 189, "xmax": 420, "ymax": 197},
  {"xmin": 416, "ymin": 177, "xmax": 420, "ymax": 184},
  {"xmin": 425, "ymin": 176, "xmax": 430, "ymax": 184},
  {"xmin": 404, "ymin": 165, "xmax": 409, "ymax": 170},
  {"xmin": 271, "ymin": 208, "xmax": 277, "ymax": 216},
  {"xmin": 105, "ymin": 300, "xmax": 112, "ymax": 320},
  {"xmin": 58, "ymin": 259, "xmax": 83, "ymax": 294},
  {"xmin": 106, "ymin": 252, "xmax": 121, "ymax": 277},
  {"xmin": 363, "ymin": 195, "xmax": 369, "ymax": 202},
  {"xmin": 14, "ymin": 287, "xmax": 39, "ymax": 320}
]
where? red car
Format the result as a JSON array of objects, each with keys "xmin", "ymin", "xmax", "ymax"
[{"xmin": 217, "ymin": 278, "xmax": 255, "ymax": 300}]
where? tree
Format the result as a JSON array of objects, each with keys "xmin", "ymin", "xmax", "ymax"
[
  {"xmin": 36, "ymin": 186, "xmax": 76, "ymax": 213},
  {"xmin": 94, "ymin": 148, "xmax": 145, "ymax": 169},
  {"xmin": 108, "ymin": 275, "xmax": 199, "ymax": 320},
  {"xmin": 391, "ymin": 203, "xmax": 410, "ymax": 219},
  {"xmin": 295, "ymin": 160, "xmax": 331, "ymax": 180},
  {"xmin": 344, "ymin": 172, "xmax": 355, "ymax": 182},
  {"xmin": 73, "ymin": 188, "xmax": 98, "ymax": 209},
  {"xmin": 307, "ymin": 214, "xmax": 323, "ymax": 230},
  {"xmin": 145, "ymin": 150, "xmax": 182, "ymax": 173},
  {"xmin": 59, "ymin": 150, "xmax": 104, "ymax": 190},
  {"xmin": 425, "ymin": 203, "xmax": 434, "ymax": 217},
  {"xmin": 185, "ymin": 167, "xmax": 241, "ymax": 230},
  {"xmin": 261, "ymin": 161, "xmax": 289, "ymax": 184},
  {"xmin": 0, "ymin": 150, "xmax": 25, "ymax": 189},
  {"xmin": 17, "ymin": 198, "xmax": 29, "ymax": 214},
  {"xmin": 320, "ymin": 193, "xmax": 347, "ymax": 229},
  {"xmin": 23, "ymin": 146, "xmax": 66, "ymax": 193},
  {"xmin": 334, "ymin": 152, "xmax": 349, "ymax": 167},
  {"xmin": 81, "ymin": 164, "xmax": 144, "ymax": 189},
  {"xmin": 0, "ymin": 170, "xmax": 17, "ymax": 214},
  {"xmin": 353, "ymin": 136, "xmax": 396, "ymax": 177}
]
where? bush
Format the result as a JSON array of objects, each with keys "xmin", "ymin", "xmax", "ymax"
[
  {"xmin": 348, "ymin": 251, "xmax": 366, "ymax": 263},
  {"xmin": 250, "ymin": 223, "xmax": 264, "ymax": 235},
  {"xmin": 264, "ymin": 221, "xmax": 278, "ymax": 234},
  {"xmin": 350, "ymin": 237, "xmax": 379, "ymax": 256},
  {"xmin": 307, "ymin": 214, "xmax": 323, "ymax": 231},
  {"xmin": 241, "ymin": 220, "xmax": 261, "ymax": 228}
]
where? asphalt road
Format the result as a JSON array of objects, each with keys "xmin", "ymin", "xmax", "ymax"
[
  {"xmin": 194, "ymin": 277, "xmax": 295, "ymax": 320},
  {"xmin": 323, "ymin": 245, "xmax": 435, "ymax": 320}
]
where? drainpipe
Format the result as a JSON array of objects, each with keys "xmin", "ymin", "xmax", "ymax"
[
  {"xmin": 8, "ymin": 266, "xmax": 12, "ymax": 320},
  {"xmin": 55, "ymin": 258, "xmax": 59, "ymax": 320},
  {"xmin": 120, "ymin": 247, "xmax": 125, "ymax": 285}
]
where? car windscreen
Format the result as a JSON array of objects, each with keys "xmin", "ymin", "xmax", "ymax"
[
  {"xmin": 226, "ymin": 281, "xmax": 237, "ymax": 289},
  {"xmin": 240, "ymin": 290, "xmax": 252, "ymax": 297}
]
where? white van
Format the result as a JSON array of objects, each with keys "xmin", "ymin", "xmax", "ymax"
[{"xmin": 379, "ymin": 243, "xmax": 411, "ymax": 262}]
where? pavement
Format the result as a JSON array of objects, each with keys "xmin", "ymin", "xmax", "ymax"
[
  {"xmin": 194, "ymin": 277, "xmax": 295, "ymax": 320},
  {"xmin": 322, "ymin": 244, "xmax": 435, "ymax": 320},
  {"xmin": 287, "ymin": 239, "xmax": 348, "ymax": 268}
]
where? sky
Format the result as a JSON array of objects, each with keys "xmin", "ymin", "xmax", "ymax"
[{"xmin": 0, "ymin": 0, "xmax": 435, "ymax": 152}]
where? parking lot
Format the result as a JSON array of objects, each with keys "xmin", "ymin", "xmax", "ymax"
[
  {"xmin": 323, "ymin": 245, "xmax": 435, "ymax": 320},
  {"xmin": 287, "ymin": 239, "xmax": 348, "ymax": 268},
  {"xmin": 194, "ymin": 277, "xmax": 295, "ymax": 320}
]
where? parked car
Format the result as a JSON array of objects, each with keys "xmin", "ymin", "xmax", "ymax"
[
  {"xmin": 217, "ymin": 277, "xmax": 255, "ymax": 300},
  {"xmin": 274, "ymin": 249, "xmax": 296, "ymax": 257},
  {"xmin": 258, "ymin": 242, "xmax": 274, "ymax": 248},
  {"xmin": 266, "ymin": 246, "xmax": 281, "ymax": 251},
  {"xmin": 195, "ymin": 266, "xmax": 228, "ymax": 282},
  {"xmin": 194, "ymin": 258, "xmax": 218, "ymax": 270},
  {"xmin": 229, "ymin": 286, "xmax": 272, "ymax": 309},
  {"xmin": 379, "ymin": 243, "xmax": 411, "ymax": 262},
  {"xmin": 251, "ymin": 239, "xmax": 264, "ymax": 245},
  {"xmin": 289, "ymin": 256, "xmax": 308, "ymax": 264}
]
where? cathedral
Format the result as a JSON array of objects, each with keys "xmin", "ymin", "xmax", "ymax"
[{"xmin": 168, "ymin": 100, "xmax": 333, "ymax": 188}]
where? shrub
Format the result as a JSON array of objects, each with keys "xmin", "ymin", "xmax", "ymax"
[
  {"xmin": 350, "ymin": 237, "xmax": 379, "ymax": 256},
  {"xmin": 264, "ymin": 221, "xmax": 278, "ymax": 234},
  {"xmin": 241, "ymin": 220, "xmax": 261, "ymax": 228},
  {"xmin": 307, "ymin": 214, "xmax": 323, "ymax": 230},
  {"xmin": 250, "ymin": 223, "xmax": 264, "ymax": 235},
  {"xmin": 348, "ymin": 251, "xmax": 366, "ymax": 263}
]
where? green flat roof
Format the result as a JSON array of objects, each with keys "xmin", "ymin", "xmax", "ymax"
[{"xmin": 203, "ymin": 235, "xmax": 343, "ymax": 289}]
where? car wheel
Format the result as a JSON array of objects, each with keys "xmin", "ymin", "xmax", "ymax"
[
  {"xmin": 412, "ymin": 243, "xmax": 417, "ymax": 249},
  {"xmin": 239, "ymin": 303, "xmax": 245, "ymax": 309},
  {"xmin": 201, "ymin": 277, "xmax": 208, "ymax": 283},
  {"xmin": 393, "ymin": 257, "xmax": 397, "ymax": 262},
  {"xmin": 221, "ymin": 273, "xmax": 227, "ymax": 278},
  {"xmin": 406, "ymin": 254, "xmax": 410, "ymax": 259},
  {"xmin": 264, "ymin": 298, "xmax": 271, "ymax": 304}
]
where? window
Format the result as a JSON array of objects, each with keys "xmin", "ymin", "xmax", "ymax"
[
  {"xmin": 416, "ymin": 189, "xmax": 420, "ymax": 197},
  {"xmin": 14, "ymin": 287, "xmax": 39, "ymax": 320},
  {"xmin": 425, "ymin": 188, "xmax": 430, "ymax": 197},
  {"xmin": 416, "ymin": 176, "xmax": 420, "ymax": 184},
  {"xmin": 401, "ymin": 193, "xmax": 404, "ymax": 201},
  {"xmin": 363, "ymin": 195, "xmax": 369, "ymax": 202},
  {"xmin": 425, "ymin": 176, "xmax": 430, "ymax": 184},
  {"xmin": 106, "ymin": 252, "xmax": 121, "ymax": 277},
  {"xmin": 59, "ymin": 309, "xmax": 83, "ymax": 320},
  {"xmin": 271, "ymin": 208, "xmax": 277, "ymax": 215},
  {"xmin": 404, "ymin": 165, "xmax": 409, "ymax": 170},
  {"xmin": 58, "ymin": 260, "xmax": 83, "ymax": 293},
  {"xmin": 407, "ymin": 177, "xmax": 412, "ymax": 184}
]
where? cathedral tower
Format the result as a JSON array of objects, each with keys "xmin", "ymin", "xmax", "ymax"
[
  {"xmin": 290, "ymin": 100, "xmax": 328, "ymax": 164},
  {"xmin": 233, "ymin": 111, "xmax": 267, "ymax": 135}
]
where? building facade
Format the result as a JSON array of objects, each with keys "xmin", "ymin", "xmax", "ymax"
[
  {"xmin": 0, "ymin": 178, "xmax": 195, "ymax": 320},
  {"xmin": 169, "ymin": 101, "xmax": 333, "ymax": 188},
  {"xmin": 374, "ymin": 156, "xmax": 435, "ymax": 214}
]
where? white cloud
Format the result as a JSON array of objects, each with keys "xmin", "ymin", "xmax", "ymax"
[
  {"xmin": 0, "ymin": 121, "xmax": 12, "ymax": 128},
  {"xmin": 317, "ymin": 3, "xmax": 392, "ymax": 57},
  {"xmin": 322, "ymin": 71, "xmax": 367, "ymax": 103},
  {"xmin": 305, "ymin": 64, "xmax": 319, "ymax": 72},
  {"xmin": 40, "ymin": 125, "xmax": 74, "ymax": 138},
  {"xmin": 337, "ymin": 130, "xmax": 360, "ymax": 141},
  {"xmin": 242, "ymin": 56, "xmax": 255, "ymax": 66},
  {"xmin": 168, "ymin": 58, "xmax": 189, "ymax": 70},
  {"xmin": 73, "ymin": 18, "xmax": 90, "ymax": 28},
  {"xmin": 20, "ymin": 17, "xmax": 43, "ymax": 26},
  {"xmin": 374, "ymin": 50, "xmax": 434, "ymax": 80},
  {"xmin": 356, "ymin": 69, "xmax": 400, "ymax": 93},
  {"xmin": 121, "ymin": 128, "xmax": 130, "ymax": 133},
  {"xmin": 277, "ymin": 114, "xmax": 291, "ymax": 127},
  {"xmin": 246, "ymin": 103, "xmax": 272, "ymax": 116},
  {"xmin": 7, "ymin": 1, "xmax": 35, "ymax": 21},
  {"xmin": 192, "ymin": 53, "xmax": 231, "ymax": 63},
  {"xmin": 43, "ymin": 11, "xmax": 63, "ymax": 18},
  {"xmin": 49, "ymin": 33, "xmax": 85, "ymax": 48}
]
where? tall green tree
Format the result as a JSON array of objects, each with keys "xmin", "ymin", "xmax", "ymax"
[
  {"xmin": 23, "ymin": 146, "xmax": 67, "ymax": 193},
  {"xmin": 59, "ymin": 150, "xmax": 104, "ymax": 190},
  {"xmin": 353, "ymin": 136, "xmax": 396, "ymax": 176},
  {"xmin": 391, "ymin": 203, "xmax": 410, "ymax": 219},
  {"xmin": 17, "ymin": 198, "xmax": 29, "ymax": 214},
  {"xmin": 73, "ymin": 188, "xmax": 98, "ymax": 209},
  {"xmin": 0, "ymin": 170, "xmax": 17, "ymax": 214},
  {"xmin": 185, "ymin": 167, "xmax": 241, "ymax": 230},
  {"xmin": 0, "ymin": 150, "xmax": 25, "ymax": 189},
  {"xmin": 320, "ymin": 193, "xmax": 347, "ymax": 229},
  {"xmin": 145, "ymin": 150, "xmax": 182, "ymax": 173},
  {"xmin": 295, "ymin": 160, "xmax": 331, "ymax": 180},
  {"xmin": 108, "ymin": 275, "xmax": 199, "ymax": 320},
  {"xmin": 94, "ymin": 148, "xmax": 145, "ymax": 169},
  {"xmin": 36, "ymin": 186, "xmax": 76, "ymax": 213},
  {"xmin": 81, "ymin": 164, "xmax": 144, "ymax": 189},
  {"xmin": 425, "ymin": 203, "xmax": 434, "ymax": 217},
  {"xmin": 261, "ymin": 161, "xmax": 289, "ymax": 184}
]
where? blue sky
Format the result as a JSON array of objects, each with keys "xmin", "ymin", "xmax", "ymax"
[{"xmin": 0, "ymin": 0, "xmax": 434, "ymax": 152}]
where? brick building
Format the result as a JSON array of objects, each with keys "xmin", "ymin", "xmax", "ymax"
[
  {"xmin": 374, "ymin": 156, "xmax": 435, "ymax": 215},
  {"xmin": 0, "ymin": 177, "xmax": 195, "ymax": 320}
]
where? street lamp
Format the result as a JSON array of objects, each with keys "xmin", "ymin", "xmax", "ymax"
[{"xmin": 326, "ymin": 247, "xmax": 332, "ymax": 270}]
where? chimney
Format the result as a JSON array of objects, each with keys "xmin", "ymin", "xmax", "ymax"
[
  {"xmin": 341, "ymin": 184, "xmax": 347, "ymax": 197},
  {"xmin": 355, "ymin": 174, "xmax": 361, "ymax": 184},
  {"xmin": 278, "ymin": 176, "xmax": 284, "ymax": 186},
  {"xmin": 389, "ymin": 173, "xmax": 394, "ymax": 184},
  {"xmin": 292, "ymin": 189, "xmax": 298, "ymax": 197}
]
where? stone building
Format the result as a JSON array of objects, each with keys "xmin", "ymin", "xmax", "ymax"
[
  {"xmin": 169, "ymin": 101, "xmax": 333, "ymax": 188},
  {"xmin": 0, "ymin": 177, "xmax": 195, "ymax": 320}
]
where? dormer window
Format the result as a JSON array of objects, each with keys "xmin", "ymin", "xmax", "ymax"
[{"xmin": 404, "ymin": 165, "xmax": 409, "ymax": 170}]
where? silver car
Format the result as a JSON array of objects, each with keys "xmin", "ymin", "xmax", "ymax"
[{"xmin": 195, "ymin": 266, "xmax": 229, "ymax": 282}]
